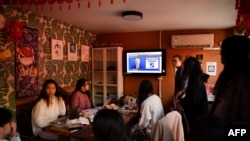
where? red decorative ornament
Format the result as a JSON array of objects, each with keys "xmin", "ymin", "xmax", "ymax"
[
  {"xmin": 40, "ymin": 0, "xmax": 47, "ymax": 5},
  {"xmin": 244, "ymin": 14, "xmax": 250, "ymax": 28},
  {"xmin": 21, "ymin": 47, "xmax": 34, "ymax": 57},
  {"xmin": 88, "ymin": 0, "xmax": 91, "ymax": 8},
  {"xmin": 78, "ymin": 1, "xmax": 80, "ymax": 8},
  {"xmin": 34, "ymin": 0, "xmax": 41, "ymax": 5},
  {"xmin": 99, "ymin": 0, "xmax": 101, "ymax": 7},
  {"xmin": 18, "ymin": 0, "xmax": 25, "ymax": 5},
  {"xmin": 57, "ymin": 0, "xmax": 64, "ymax": 4},
  {"xmin": 65, "ymin": 0, "xmax": 73, "ymax": 3},
  {"xmin": 235, "ymin": 0, "xmax": 250, "ymax": 28},
  {"xmin": 26, "ymin": 0, "xmax": 32, "ymax": 5},
  {"xmin": 50, "ymin": 5, "xmax": 53, "ymax": 11},
  {"xmin": 235, "ymin": 0, "xmax": 239, "ymax": 9},
  {"xmin": 1, "ymin": 0, "xmax": 127, "ymax": 10},
  {"xmin": 6, "ymin": 21, "xmax": 24, "ymax": 43},
  {"xmin": 48, "ymin": 0, "xmax": 56, "ymax": 4},
  {"xmin": 68, "ymin": 4, "xmax": 71, "ymax": 10}
]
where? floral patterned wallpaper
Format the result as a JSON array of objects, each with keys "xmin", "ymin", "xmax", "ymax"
[{"xmin": 0, "ymin": 5, "xmax": 96, "ymax": 110}]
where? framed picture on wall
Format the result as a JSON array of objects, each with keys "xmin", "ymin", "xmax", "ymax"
[
  {"xmin": 51, "ymin": 39, "xmax": 64, "ymax": 60},
  {"xmin": 206, "ymin": 62, "xmax": 217, "ymax": 76},
  {"xmin": 67, "ymin": 43, "xmax": 78, "ymax": 61},
  {"xmin": 81, "ymin": 45, "xmax": 90, "ymax": 62}
]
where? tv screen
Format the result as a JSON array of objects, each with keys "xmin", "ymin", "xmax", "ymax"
[{"xmin": 123, "ymin": 49, "xmax": 166, "ymax": 76}]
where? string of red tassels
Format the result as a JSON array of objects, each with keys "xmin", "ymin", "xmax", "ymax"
[
  {"xmin": 235, "ymin": 0, "xmax": 250, "ymax": 27},
  {"xmin": 1, "ymin": 0, "xmax": 127, "ymax": 11}
]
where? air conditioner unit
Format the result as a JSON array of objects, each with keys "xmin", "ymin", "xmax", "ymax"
[{"xmin": 171, "ymin": 34, "xmax": 214, "ymax": 48}]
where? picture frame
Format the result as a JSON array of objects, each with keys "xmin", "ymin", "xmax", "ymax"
[
  {"xmin": 67, "ymin": 43, "xmax": 78, "ymax": 61},
  {"xmin": 206, "ymin": 62, "xmax": 217, "ymax": 76},
  {"xmin": 51, "ymin": 39, "xmax": 64, "ymax": 60},
  {"xmin": 81, "ymin": 45, "xmax": 90, "ymax": 62}
]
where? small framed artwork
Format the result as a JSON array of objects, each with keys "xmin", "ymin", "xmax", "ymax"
[
  {"xmin": 196, "ymin": 54, "xmax": 203, "ymax": 61},
  {"xmin": 51, "ymin": 39, "xmax": 64, "ymax": 60},
  {"xmin": 81, "ymin": 45, "xmax": 90, "ymax": 62},
  {"xmin": 67, "ymin": 43, "xmax": 78, "ymax": 61},
  {"xmin": 206, "ymin": 62, "xmax": 217, "ymax": 76}
]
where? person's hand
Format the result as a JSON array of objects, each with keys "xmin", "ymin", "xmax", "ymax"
[
  {"xmin": 103, "ymin": 103, "xmax": 119, "ymax": 110},
  {"xmin": 9, "ymin": 120, "xmax": 18, "ymax": 137},
  {"xmin": 175, "ymin": 91, "xmax": 183, "ymax": 98},
  {"xmin": 58, "ymin": 96, "xmax": 63, "ymax": 102},
  {"xmin": 175, "ymin": 90, "xmax": 186, "ymax": 99}
]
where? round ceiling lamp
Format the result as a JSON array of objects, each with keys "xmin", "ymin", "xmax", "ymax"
[{"xmin": 122, "ymin": 11, "xmax": 143, "ymax": 21}]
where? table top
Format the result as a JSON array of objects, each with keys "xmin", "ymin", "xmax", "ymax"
[
  {"xmin": 45, "ymin": 120, "xmax": 94, "ymax": 141},
  {"xmin": 45, "ymin": 110, "xmax": 137, "ymax": 141}
]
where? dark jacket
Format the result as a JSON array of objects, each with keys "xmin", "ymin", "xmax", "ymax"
[
  {"xmin": 210, "ymin": 74, "xmax": 250, "ymax": 125},
  {"xmin": 180, "ymin": 77, "xmax": 208, "ymax": 125}
]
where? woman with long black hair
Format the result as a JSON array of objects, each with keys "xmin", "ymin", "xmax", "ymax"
[
  {"xmin": 210, "ymin": 35, "xmax": 250, "ymax": 125},
  {"xmin": 69, "ymin": 78, "xmax": 93, "ymax": 114},
  {"xmin": 178, "ymin": 57, "xmax": 208, "ymax": 126},
  {"xmin": 129, "ymin": 80, "xmax": 164, "ymax": 141}
]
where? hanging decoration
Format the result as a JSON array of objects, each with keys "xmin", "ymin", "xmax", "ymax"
[
  {"xmin": 15, "ymin": 26, "xmax": 38, "ymax": 98},
  {"xmin": 235, "ymin": 0, "xmax": 250, "ymax": 28},
  {"xmin": 1, "ymin": 0, "xmax": 128, "ymax": 10},
  {"xmin": 6, "ymin": 21, "xmax": 24, "ymax": 44}
]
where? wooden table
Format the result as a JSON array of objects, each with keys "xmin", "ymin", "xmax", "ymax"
[
  {"xmin": 44, "ymin": 112, "xmax": 137, "ymax": 141},
  {"xmin": 44, "ymin": 116, "xmax": 94, "ymax": 141}
]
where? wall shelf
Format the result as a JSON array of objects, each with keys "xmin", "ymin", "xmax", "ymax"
[{"xmin": 202, "ymin": 47, "xmax": 221, "ymax": 50}]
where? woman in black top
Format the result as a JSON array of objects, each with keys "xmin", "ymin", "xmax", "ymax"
[{"xmin": 178, "ymin": 57, "xmax": 208, "ymax": 126}]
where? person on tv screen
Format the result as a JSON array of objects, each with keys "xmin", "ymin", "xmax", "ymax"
[{"xmin": 131, "ymin": 58, "xmax": 143, "ymax": 70}]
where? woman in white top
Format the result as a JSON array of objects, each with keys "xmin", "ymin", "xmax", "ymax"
[
  {"xmin": 130, "ymin": 80, "xmax": 164, "ymax": 141},
  {"xmin": 31, "ymin": 79, "xmax": 66, "ymax": 140}
]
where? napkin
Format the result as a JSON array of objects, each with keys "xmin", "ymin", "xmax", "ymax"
[{"xmin": 66, "ymin": 117, "xmax": 90, "ymax": 125}]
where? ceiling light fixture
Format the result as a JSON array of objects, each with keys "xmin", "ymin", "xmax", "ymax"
[{"xmin": 122, "ymin": 11, "xmax": 143, "ymax": 21}]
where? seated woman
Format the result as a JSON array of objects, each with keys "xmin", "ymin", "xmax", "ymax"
[
  {"xmin": 129, "ymin": 80, "xmax": 164, "ymax": 141},
  {"xmin": 69, "ymin": 79, "xmax": 92, "ymax": 114},
  {"xmin": 31, "ymin": 79, "xmax": 66, "ymax": 140},
  {"xmin": 93, "ymin": 109, "xmax": 128, "ymax": 141}
]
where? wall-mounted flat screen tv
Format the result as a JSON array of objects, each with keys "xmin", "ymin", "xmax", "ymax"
[{"xmin": 123, "ymin": 49, "xmax": 166, "ymax": 76}]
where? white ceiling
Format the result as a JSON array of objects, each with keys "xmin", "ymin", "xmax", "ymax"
[{"xmin": 29, "ymin": 0, "xmax": 237, "ymax": 34}]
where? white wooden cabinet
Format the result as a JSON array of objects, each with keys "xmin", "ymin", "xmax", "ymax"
[{"xmin": 91, "ymin": 47, "xmax": 123, "ymax": 106}]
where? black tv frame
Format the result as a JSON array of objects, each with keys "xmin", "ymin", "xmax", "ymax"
[{"xmin": 123, "ymin": 49, "xmax": 166, "ymax": 76}]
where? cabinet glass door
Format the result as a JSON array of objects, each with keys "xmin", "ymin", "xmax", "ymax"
[
  {"xmin": 92, "ymin": 49, "xmax": 104, "ymax": 106},
  {"xmin": 106, "ymin": 48, "xmax": 118, "ymax": 100}
]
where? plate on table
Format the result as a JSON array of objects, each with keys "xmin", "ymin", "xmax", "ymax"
[
  {"xmin": 79, "ymin": 117, "xmax": 90, "ymax": 125},
  {"xmin": 82, "ymin": 108, "xmax": 99, "ymax": 115}
]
